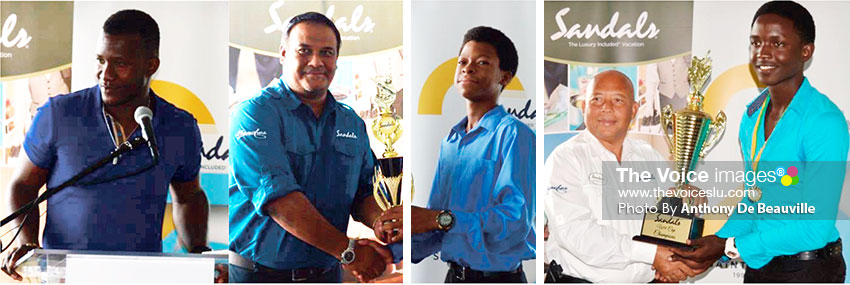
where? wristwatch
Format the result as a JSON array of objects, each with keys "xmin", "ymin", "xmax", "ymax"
[
  {"xmin": 340, "ymin": 239, "xmax": 356, "ymax": 265},
  {"xmin": 436, "ymin": 210, "xmax": 455, "ymax": 231},
  {"xmin": 724, "ymin": 237, "xmax": 740, "ymax": 259}
]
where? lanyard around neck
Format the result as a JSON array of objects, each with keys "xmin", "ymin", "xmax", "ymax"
[{"xmin": 750, "ymin": 95, "xmax": 789, "ymax": 172}]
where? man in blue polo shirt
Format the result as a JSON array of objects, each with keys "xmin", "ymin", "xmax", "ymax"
[
  {"xmin": 1, "ymin": 10, "xmax": 211, "ymax": 281},
  {"xmin": 670, "ymin": 1, "xmax": 848, "ymax": 282},
  {"xmin": 410, "ymin": 26, "xmax": 536, "ymax": 283},
  {"xmin": 228, "ymin": 12, "xmax": 397, "ymax": 283}
]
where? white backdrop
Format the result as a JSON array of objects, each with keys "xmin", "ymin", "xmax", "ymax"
[{"xmin": 411, "ymin": 0, "xmax": 537, "ymax": 282}]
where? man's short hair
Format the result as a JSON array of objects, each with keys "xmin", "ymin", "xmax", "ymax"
[
  {"xmin": 460, "ymin": 26, "xmax": 519, "ymax": 77},
  {"xmin": 103, "ymin": 9, "xmax": 160, "ymax": 57},
  {"xmin": 751, "ymin": 1, "xmax": 815, "ymax": 44},
  {"xmin": 282, "ymin": 12, "xmax": 341, "ymax": 51}
]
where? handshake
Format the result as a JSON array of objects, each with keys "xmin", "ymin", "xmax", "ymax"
[
  {"xmin": 653, "ymin": 235, "xmax": 727, "ymax": 282},
  {"xmin": 344, "ymin": 206, "xmax": 403, "ymax": 282}
]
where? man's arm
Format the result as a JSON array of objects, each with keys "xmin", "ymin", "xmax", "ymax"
[
  {"xmin": 266, "ymin": 192, "xmax": 350, "ymax": 259},
  {"xmin": 1, "ymin": 154, "xmax": 49, "ymax": 280},
  {"xmin": 169, "ymin": 177, "xmax": 209, "ymax": 251},
  {"xmin": 350, "ymin": 142, "xmax": 383, "ymax": 230},
  {"xmin": 354, "ymin": 195, "xmax": 384, "ymax": 232},
  {"xmin": 266, "ymin": 192, "xmax": 388, "ymax": 281}
]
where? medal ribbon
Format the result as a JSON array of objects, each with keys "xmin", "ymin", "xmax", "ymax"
[{"xmin": 750, "ymin": 97, "xmax": 770, "ymax": 172}]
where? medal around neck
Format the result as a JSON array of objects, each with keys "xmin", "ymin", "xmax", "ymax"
[{"xmin": 633, "ymin": 52, "xmax": 726, "ymax": 250}]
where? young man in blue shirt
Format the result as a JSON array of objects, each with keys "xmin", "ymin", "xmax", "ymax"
[
  {"xmin": 410, "ymin": 26, "xmax": 536, "ymax": 283},
  {"xmin": 1, "ymin": 9, "xmax": 211, "ymax": 281},
  {"xmin": 671, "ymin": 1, "xmax": 848, "ymax": 282},
  {"xmin": 228, "ymin": 12, "xmax": 395, "ymax": 283}
]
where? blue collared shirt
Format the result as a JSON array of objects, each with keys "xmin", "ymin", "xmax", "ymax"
[
  {"xmin": 229, "ymin": 79, "xmax": 397, "ymax": 270},
  {"xmin": 717, "ymin": 78, "xmax": 848, "ymax": 269},
  {"xmin": 411, "ymin": 105, "xmax": 536, "ymax": 271},
  {"xmin": 24, "ymin": 85, "xmax": 202, "ymax": 252}
]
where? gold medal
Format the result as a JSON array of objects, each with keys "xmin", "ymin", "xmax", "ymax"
[{"xmin": 748, "ymin": 185, "xmax": 762, "ymax": 202}]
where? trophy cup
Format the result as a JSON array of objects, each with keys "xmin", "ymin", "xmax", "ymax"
[
  {"xmin": 633, "ymin": 52, "xmax": 726, "ymax": 249},
  {"xmin": 371, "ymin": 75, "xmax": 403, "ymax": 213}
]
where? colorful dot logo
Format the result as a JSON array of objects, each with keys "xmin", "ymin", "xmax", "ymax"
[{"xmin": 778, "ymin": 166, "xmax": 799, "ymax": 186}]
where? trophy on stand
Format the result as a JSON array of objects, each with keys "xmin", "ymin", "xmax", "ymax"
[
  {"xmin": 372, "ymin": 75, "xmax": 403, "ymax": 215},
  {"xmin": 633, "ymin": 52, "xmax": 726, "ymax": 249}
]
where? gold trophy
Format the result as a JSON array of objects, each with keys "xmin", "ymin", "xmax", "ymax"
[
  {"xmin": 371, "ymin": 75, "xmax": 403, "ymax": 212},
  {"xmin": 633, "ymin": 52, "xmax": 726, "ymax": 249}
]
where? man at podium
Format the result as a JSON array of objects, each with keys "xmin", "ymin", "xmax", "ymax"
[{"xmin": 1, "ymin": 10, "xmax": 211, "ymax": 281}]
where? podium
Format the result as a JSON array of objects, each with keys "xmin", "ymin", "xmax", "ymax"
[{"xmin": 14, "ymin": 249, "xmax": 226, "ymax": 283}]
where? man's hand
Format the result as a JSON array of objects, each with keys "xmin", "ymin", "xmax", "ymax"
[
  {"xmin": 670, "ymin": 235, "xmax": 726, "ymax": 273},
  {"xmin": 1, "ymin": 243, "xmax": 39, "ymax": 281},
  {"xmin": 214, "ymin": 264, "xmax": 228, "ymax": 283},
  {"xmin": 652, "ymin": 246, "xmax": 701, "ymax": 282},
  {"xmin": 4, "ymin": 154, "xmax": 48, "ymax": 281},
  {"xmin": 411, "ymin": 206, "xmax": 440, "ymax": 234},
  {"xmin": 373, "ymin": 206, "xmax": 402, "ymax": 244},
  {"xmin": 342, "ymin": 240, "xmax": 390, "ymax": 282}
]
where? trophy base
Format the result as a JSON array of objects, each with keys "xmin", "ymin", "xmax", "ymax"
[
  {"xmin": 632, "ymin": 235, "xmax": 696, "ymax": 250},
  {"xmin": 633, "ymin": 212, "xmax": 704, "ymax": 250}
]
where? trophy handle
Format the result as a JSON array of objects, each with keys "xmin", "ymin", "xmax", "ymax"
[
  {"xmin": 699, "ymin": 111, "xmax": 726, "ymax": 158},
  {"xmin": 660, "ymin": 104, "xmax": 675, "ymax": 151}
]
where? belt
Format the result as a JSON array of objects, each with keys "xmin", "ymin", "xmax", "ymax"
[
  {"xmin": 775, "ymin": 238, "xmax": 842, "ymax": 261},
  {"xmin": 229, "ymin": 251, "xmax": 334, "ymax": 282},
  {"xmin": 449, "ymin": 261, "xmax": 522, "ymax": 281}
]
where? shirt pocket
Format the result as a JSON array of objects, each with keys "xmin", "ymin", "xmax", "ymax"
[
  {"xmin": 581, "ymin": 183, "xmax": 605, "ymax": 220},
  {"xmin": 285, "ymin": 143, "xmax": 316, "ymax": 186},
  {"xmin": 331, "ymin": 138, "xmax": 361, "ymax": 199},
  {"xmin": 457, "ymin": 158, "xmax": 497, "ymax": 210}
]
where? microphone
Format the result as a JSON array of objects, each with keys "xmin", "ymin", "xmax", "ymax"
[{"xmin": 134, "ymin": 106, "xmax": 159, "ymax": 162}]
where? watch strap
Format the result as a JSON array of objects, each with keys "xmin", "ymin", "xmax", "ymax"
[{"xmin": 340, "ymin": 239, "xmax": 356, "ymax": 265}]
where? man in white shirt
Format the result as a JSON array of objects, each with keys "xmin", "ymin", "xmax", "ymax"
[{"xmin": 544, "ymin": 70, "xmax": 698, "ymax": 283}]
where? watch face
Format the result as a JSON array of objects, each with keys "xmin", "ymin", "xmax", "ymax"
[
  {"xmin": 438, "ymin": 213, "xmax": 452, "ymax": 227},
  {"xmin": 343, "ymin": 251, "xmax": 355, "ymax": 263}
]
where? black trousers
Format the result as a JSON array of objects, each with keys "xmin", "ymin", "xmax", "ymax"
[
  {"xmin": 744, "ymin": 253, "xmax": 845, "ymax": 283},
  {"xmin": 445, "ymin": 264, "xmax": 527, "ymax": 283},
  {"xmin": 229, "ymin": 263, "xmax": 341, "ymax": 283}
]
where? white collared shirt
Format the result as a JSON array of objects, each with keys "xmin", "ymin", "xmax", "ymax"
[{"xmin": 544, "ymin": 131, "xmax": 668, "ymax": 283}]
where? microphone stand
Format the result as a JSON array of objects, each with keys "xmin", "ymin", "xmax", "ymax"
[{"xmin": 0, "ymin": 137, "xmax": 150, "ymax": 250}]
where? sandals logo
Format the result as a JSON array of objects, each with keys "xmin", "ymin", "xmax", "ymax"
[
  {"xmin": 1, "ymin": 14, "xmax": 33, "ymax": 52},
  {"xmin": 549, "ymin": 8, "xmax": 660, "ymax": 41},
  {"xmin": 264, "ymin": 1, "xmax": 376, "ymax": 40},
  {"xmin": 544, "ymin": 1, "xmax": 692, "ymax": 65},
  {"xmin": 0, "ymin": 2, "xmax": 73, "ymax": 79},
  {"xmin": 229, "ymin": 0, "xmax": 401, "ymax": 57}
]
